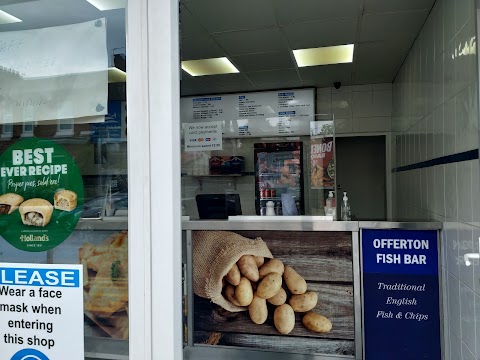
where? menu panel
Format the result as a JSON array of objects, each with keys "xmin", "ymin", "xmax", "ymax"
[{"xmin": 181, "ymin": 89, "xmax": 315, "ymax": 138}]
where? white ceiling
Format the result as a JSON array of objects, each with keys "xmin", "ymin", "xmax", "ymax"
[
  {"xmin": 0, "ymin": 0, "xmax": 437, "ymax": 96},
  {"xmin": 180, "ymin": 0, "xmax": 436, "ymax": 96}
]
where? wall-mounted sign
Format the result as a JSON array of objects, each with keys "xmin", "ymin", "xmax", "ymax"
[
  {"xmin": 184, "ymin": 121, "xmax": 223, "ymax": 152},
  {"xmin": 361, "ymin": 229, "xmax": 441, "ymax": 360},
  {"xmin": 181, "ymin": 89, "xmax": 315, "ymax": 138},
  {"xmin": 90, "ymin": 101, "xmax": 126, "ymax": 143},
  {"xmin": 0, "ymin": 138, "xmax": 84, "ymax": 252},
  {"xmin": 0, "ymin": 262, "xmax": 84, "ymax": 360},
  {"xmin": 0, "ymin": 19, "xmax": 108, "ymax": 124}
]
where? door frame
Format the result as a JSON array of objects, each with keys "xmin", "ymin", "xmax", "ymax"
[
  {"xmin": 336, "ymin": 132, "xmax": 392, "ymax": 220},
  {"xmin": 127, "ymin": 0, "xmax": 183, "ymax": 359}
]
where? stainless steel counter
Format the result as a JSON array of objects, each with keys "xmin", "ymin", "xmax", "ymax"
[
  {"xmin": 182, "ymin": 219, "xmax": 358, "ymax": 231},
  {"xmin": 183, "ymin": 219, "xmax": 442, "ymax": 232},
  {"xmin": 358, "ymin": 221, "xmax": 442, "ymax": 230}
]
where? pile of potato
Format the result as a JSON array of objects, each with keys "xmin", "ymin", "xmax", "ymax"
[{"xmin": 222, "ymin": 255, "xmax": 332, "ymax": 335}]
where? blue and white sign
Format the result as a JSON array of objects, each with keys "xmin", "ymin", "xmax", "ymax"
[
  {"xmin": 90, "ymin": 101, "xmax": 126, "ymax": 143},
  {"xmin": 181, "ymin": 88, "xmax": 315, "ymax": 138},
  {"xmin": 362, "ymin": 229, "xmax": 441, "ymax": 360},
  {"xmin": 0, "ymin": 263, "xmax": 84, "ymax": 360},
  {"xmin": 10, "ymin": 348, "xmax": 49, "ymax": 360}
]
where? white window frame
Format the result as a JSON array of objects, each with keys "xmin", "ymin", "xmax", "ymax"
[
  {"xmin": 127, "ymin": 1, "xmax": 182, "ymax": 359},
  {"xmin": 20, "ymin": 121, "xmax": 34, "ymax": 138},
  {"xmin": 1, "ymin": 123, "xmax": 13, "ymax": 140},
  {"xmin": 55, "ymin": 118, "xmax": 75, "ymax": 137}
]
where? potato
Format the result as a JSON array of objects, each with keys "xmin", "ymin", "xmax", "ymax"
[
  {"xmin": 237, "ymin": 255, "xmax": 259, "ymax": 282},
  {"xmin": 267, "ymin": 287, "xmax": 287, "ymax": 306},
  {"xmin": 254, "ymin": 256, "xmax": 265, "ymax": 267},
  {"xmin": 226, "ymin": 263, "xmax": 241, "ymax": 286},
  {"xmin": 235, "ymin": 277, "xmax": 253, "ymax": 306},
  {"xmin": 274, "ymin": 304, "xmax": 295, "ymax": 335},
  {"xmin": 284, "ymin": 266, "xmax": 307, "ymax": 294},
  {"xmin": 256, "ymin": 273, "xmax": 282, "ymax": 299},
  {"xmin": 302, "ymin": 312, "xmax": 332, "ymax": 333},
  {"xmin": 248, "ymin": 294, "xmax": 268, "ymax": 324},
  {"xmin": 289, "ymin": 292, "xmax": 318, "ymax": 312},
  {"xmin": 259, "ymin": 259, "xmax": 284, "ymax": 279},
  {"xmin": 224, "ymin": 284, "xmax": 242, "ymax": 307}
]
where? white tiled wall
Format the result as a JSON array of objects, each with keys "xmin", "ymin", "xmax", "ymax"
[
  {"xmin": 392, "ymin": 0, "xmax": 480, "ymax": 358},
  {"xmin": 316, "ymin": 84, "xmax": 392, "ymax": 134}
]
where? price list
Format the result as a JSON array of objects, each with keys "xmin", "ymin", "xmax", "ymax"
[
  {"xmin": 181, "ymin": 89, "xmax": 316, "ymax": 138},
  {"xmin": 192, "ymin": 97, "xmax": 224, "ymax": 120},
  {"xmin": 238, "ymin": 95, "xmax": 265, "ymax": 118}
]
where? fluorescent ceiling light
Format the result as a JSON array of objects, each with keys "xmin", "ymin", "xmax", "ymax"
[
  {"xmin": 293, "ymin": 44, "xmax": 354, "ymax": 67},
  {"xmin": 182, "ymin": 57, "xmax": 239, "ymax": 77},
  {"xmin": 108, "ymin": 67, "xmax": 126, "ymax": 83},
  {"xmin": 85, "ymin": 0, "xmax": 126, "ymax": 11},
  {"xmin": 0, "ymin": 10, "xmax": 21, "ymax": 24}
]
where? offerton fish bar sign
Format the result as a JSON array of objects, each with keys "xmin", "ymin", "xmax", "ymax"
[
  {"xmin": 371, "ymin": 238, "xmax": 429, "ymax": 265},
  {"xmin": 361, "ymin": 229, "xmax": 441, "ymax": 360},
  {"xmin": 0, "ymin": 263, "xmax": 84, "ymax": 360},
  {"xmin": 0, "ymin": 138, "xmax": 84, "ymax": 252}
]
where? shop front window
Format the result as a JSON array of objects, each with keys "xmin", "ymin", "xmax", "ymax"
[{"xmin": 0, "ymin": 2, "xmax": 128, "ymax": 359}]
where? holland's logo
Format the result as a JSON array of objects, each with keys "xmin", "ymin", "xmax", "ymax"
[{"xmin": 11, "ymin": 349, "xmax": 49, "ymax": 360}]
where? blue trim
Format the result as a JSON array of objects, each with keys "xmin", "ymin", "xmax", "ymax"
[{"xmin": 393, "ymin": 149, "xmax": 479, "ymax": 173}]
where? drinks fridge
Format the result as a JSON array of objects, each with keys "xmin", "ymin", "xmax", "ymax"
[{"xmin": 254, "ymin": 142, "xmax": 304, "ymax": 215}]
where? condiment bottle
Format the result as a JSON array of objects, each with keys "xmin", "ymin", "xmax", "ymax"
[{"xmin": 266, "ymin": 201, "xmax": 276, "ymax": 216}]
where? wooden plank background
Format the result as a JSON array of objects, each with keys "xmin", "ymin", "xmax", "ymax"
[{"xmin": 193, "ymin": 230, "xmax": 355, "ymax": 356}]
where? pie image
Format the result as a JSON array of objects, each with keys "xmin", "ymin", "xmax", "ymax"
[
  {"xmin": 0, "ymin": 193, "xmax": 24, "ymax": 214},
  {"xmin": 19, "ymin": 198, "xmax": 53, "ymax": 227},
  {"xmin": 80, "ymin": 232, "xmax": 128, "ymax": 320},
  {"xmin": 327, "ymin": 160, "xmax": 335, "ymax": 179},
  {"xmin": 54, "ymin": 190, "xmax": 78, "ymax": 211},
  {"xmin": 311, "ymin": 164, "xmax": 324, "ymax": 187}
]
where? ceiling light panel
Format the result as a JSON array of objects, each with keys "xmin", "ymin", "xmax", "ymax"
[
  {"xmin": 85, "ymin": 0, "xmax": 126, "ymax": 11},
  {"xmin": 182, "ymin": 57, "xmax": 239, "ymax": 77},
  {"xmin": 293, "ymin": 44, "xmax": 354, "ymax": 67},
  {"xmin": 0, "ymin": 10, "xmax": 21, "ymax": 24}
]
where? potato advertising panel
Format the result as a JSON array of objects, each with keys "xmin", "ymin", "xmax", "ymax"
[{"xmin": 192, "ymin": 230, "xmax": 355, "ymax": 356}]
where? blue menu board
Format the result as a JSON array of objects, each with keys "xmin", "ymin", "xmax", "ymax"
[{"xmin": 362, "ymin": 229, "xmax": 441, "ymax": 360}]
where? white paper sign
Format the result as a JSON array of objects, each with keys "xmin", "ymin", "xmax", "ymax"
[
  {"xmin": 181, "ymin": 89, "xmax": 315, "ymax": 138},
  {"xmin": 0, "ymin": 19, "xmax": 108, "ymax": 124},
  {"xmin": 0, "ymin": 263, "xmax": 84, "ymax": 360},
  {"xmin": 184, "ymin": 121, "xmax": 223, "ymax": 152}
]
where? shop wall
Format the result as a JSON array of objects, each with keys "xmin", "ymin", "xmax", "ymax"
[
  {"xmin": 317, "ymin": 83, "xmax": 392, "ymax": 135},
  {"xmin": 391, "ymin": 0, "xmax": 480, "ymax": 358}
]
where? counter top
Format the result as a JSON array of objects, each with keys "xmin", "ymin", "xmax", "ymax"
[{"xmin": 182, "ymin": 219, "xmax": 442, "ymax": 232}]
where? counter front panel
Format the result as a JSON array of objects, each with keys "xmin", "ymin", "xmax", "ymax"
[{"xmin": 184, "ymin": 221, "xmax": 360, "ymax": 359}]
